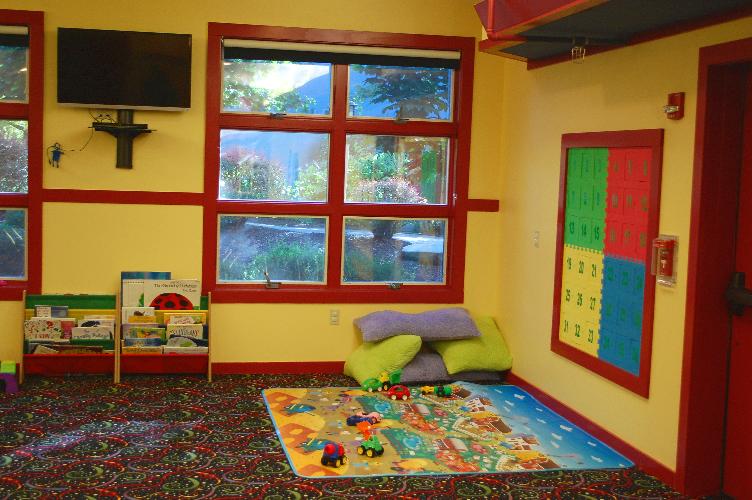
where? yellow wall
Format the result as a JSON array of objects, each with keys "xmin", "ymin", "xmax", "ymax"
[
  {"xmin": 0, "ymin": 1, "xmax": 506, "ymax": 364},
  {"xmin": 497, "ymin": 17, "xmax": 752, "ymax": 470},
  {"xmin": 6, "ymin": 0, "xmax": 744, "ymax": 474}
]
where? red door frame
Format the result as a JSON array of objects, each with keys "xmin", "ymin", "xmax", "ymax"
[{"xmin": 677, "ymin": 37, "xmax": 752, "ymax": 497}]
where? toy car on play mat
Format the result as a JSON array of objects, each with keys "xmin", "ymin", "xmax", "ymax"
[
  {"xmin": 346, "ymin": 411, "xmax": 382, "ymax": 426},
  {"xmin": 386, "ymin": 384, "xmax": 411, "ymax": 400},
  {"xmin": 320, "ymin": 441, "xmax": 348, "ymax": 467},
  {"xmin": 357, "ymin": 435, "xmax": 384, "ymax": 457},
  {"xmin": 361, "ymin": 378, "xmax": 382, "ymax": 392}
]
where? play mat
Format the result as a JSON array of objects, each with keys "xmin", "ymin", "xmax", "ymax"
[{"xmin": 262, "ymin": 382, "xmax": 633, "ymax": 478}]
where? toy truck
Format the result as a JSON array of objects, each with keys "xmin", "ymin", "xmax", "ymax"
[
  {"xmin": 379, "ymin": 368, "xmax": 403, "ymax": 391},
  {"xmin": 420, "ymin": 384, "xmax": 453, "ymax": 397},
  {"xmin": 356, "ymin": 421, "xmax": 384, "ymax": 458},
  {"xmin": 320, "ymin": 441, "xmax": 348, "ymax": 467}
]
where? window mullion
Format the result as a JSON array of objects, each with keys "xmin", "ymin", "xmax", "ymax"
[{"xmin": 326, "ymin": 64, "xmax": 348, "ymax": 287}]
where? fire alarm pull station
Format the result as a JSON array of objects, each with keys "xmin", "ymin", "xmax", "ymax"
[{"xmin": 652, "ymin": 235, "xmax": 677, "ymax": 286}]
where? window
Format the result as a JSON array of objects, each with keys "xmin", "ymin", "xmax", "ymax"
[
  {"xmin": 204, "ymin": 24, "xmax": 474, "ymax": 302},
  {"xmin": 0, "ymin": 10, "xmax": 42, "ymax": 300}
]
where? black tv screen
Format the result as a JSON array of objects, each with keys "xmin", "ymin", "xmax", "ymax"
[{"xmin": 57, "ymin": 28, "xmax": 191, "ymax": 110}]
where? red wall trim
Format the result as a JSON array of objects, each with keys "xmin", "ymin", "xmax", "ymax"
[
  {"xmin": 506, "ymin": 372, "xmax": 676, "ymax": 487},
  {"xmin": 467, "ymin": 198, "xmax": 500, "ymax": 212},
  {"xmin": 211, "ymin": 287, "xmax": 461, "ymax": 304},
  {"xmin": 550, "ymin": 129, "xmax": 664, "ymax": 398},
  {"xmin": 526, "ymin": 5, "xmax": 752, "ymax": 70},
  {"xmin": 676, "ymin": 37, "xmax": 752, "ymax": 497},
  {"xmin": 212, "ymin": 361, "xmax": 345, "ymax": 375},
  {"xmin": 0, "ymin": 10, "xmax": 44, "ymax": 296},
  {"xmin": 41, "ymin": 189, "xmax": 204, "ymax": 205}
]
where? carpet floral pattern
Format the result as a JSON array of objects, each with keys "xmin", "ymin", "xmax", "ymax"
[{"xmin": 0, "ymin": 374, "xmax": 684, "ymax": 499}]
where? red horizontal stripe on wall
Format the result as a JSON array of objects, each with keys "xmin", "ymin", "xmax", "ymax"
[
  {"xmin": 42, "ymin": 189, "xmax": 205, "ymax": 205},
  {"xmin": 467, "ymin": 198, "xmax": 500, "ymax": 212},
  {"xmin": 212, "ymin": 361, "xmax": 345, "ymax": 375}
]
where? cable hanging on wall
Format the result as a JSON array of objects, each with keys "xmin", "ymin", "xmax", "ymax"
[{"xmin": 46, "ymin": 110, "xmax": 117, "ymax": 167}]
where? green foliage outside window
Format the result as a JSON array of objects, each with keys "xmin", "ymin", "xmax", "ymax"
[
  {"xmin": 0, "ymin": 209, "xmax": 25, "ymax": 279},
  {"xmin": 0, "ymin": 120, "xmax": 28, "ymax": 193},
  {"xmin": 0, "ymin": 46, "xmax": 26, "ymax": 102}
]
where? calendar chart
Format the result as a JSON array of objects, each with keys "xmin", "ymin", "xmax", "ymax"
[{"xmin": 558, "ymin": 147, "xmax": 651, "ymax": 376}]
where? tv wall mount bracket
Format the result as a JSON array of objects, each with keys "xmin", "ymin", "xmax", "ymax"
[{"xmin": 91, "ymin": 109, "xmax": 153, "ymax": 168}]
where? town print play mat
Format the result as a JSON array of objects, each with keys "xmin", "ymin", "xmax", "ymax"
[{"xmin": 262, "ymin": 382, "xmax": 633, "ymax": 478}]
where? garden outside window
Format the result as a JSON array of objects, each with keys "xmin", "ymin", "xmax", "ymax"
[{"xmin": 204, "ymin": 24, "xmax": 474, "ymax": 303}]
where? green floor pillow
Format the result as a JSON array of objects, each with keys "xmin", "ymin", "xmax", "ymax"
[
  {"xmin": 430, "ymin": 316, "xmax": 512, "ymax": 374},
  {"xmin": 344, "ymin": 334, "xmax": 422, "ymax": 385}
]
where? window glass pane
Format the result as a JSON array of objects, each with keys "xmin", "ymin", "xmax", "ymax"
[
  {"xmin": 219, "ymin": 130, "xmax": 329, "ymax": 201},
  {"xmin": 0, "ymin": 45, "xmax": 27, "ymax": 102},
  {"xmin": 219, "ymin": 215, "xmax": 327, "ymax": 283},
  {"xmin": 223, "ymin": 59, "xmax": 331, "ymax": 115},
  {"xmin": 348, "ymin": 65, "xmax": 452, "ymax": 120},
  {"xmin": 343, "ymin": 217, "xmax": 445, "ymax": 284},
  {"xmin": 0, "ymin": 120, "xmax": 28, "ymax": 194},
  {"xmin": 345, "ymin": 135, "xmax": 448, "ymax": 204},
  {"xmin": 0, "ymin": 208, "xmax": 26, "ymax": 279}
]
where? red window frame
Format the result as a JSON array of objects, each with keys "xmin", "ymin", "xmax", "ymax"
[
  {"xmin": 0, "ymin": 9, "xmax": 43, "ymax": 301},
  {"xmin": 203, "ymin": 23, "xmax": 475, "ymax": 303}
]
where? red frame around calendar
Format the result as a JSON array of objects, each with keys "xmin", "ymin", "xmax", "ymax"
[{"xmin": 551, "ymin": 129, "xmax": 664, "ymax": 398}]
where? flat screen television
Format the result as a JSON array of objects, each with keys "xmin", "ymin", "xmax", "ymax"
[{"xmin": 57, "ymin": 28, "xmax": 191, "ymax": 111}]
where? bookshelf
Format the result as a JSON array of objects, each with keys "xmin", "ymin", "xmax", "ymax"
[
  {"xmin": 21, "ymin": 292, "xmax": 121, "ymax": 383},
  {"xmin": 119, "ymin": 293, "xmax": 212, "ymax": 381},
  {"xmin": 20, "ymin": 292, "xmax": 212, "ymax": 383}
]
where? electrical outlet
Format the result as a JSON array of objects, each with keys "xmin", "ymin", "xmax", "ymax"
[{"xmin": 329, "ymin": 309, "xmax": 340, "ymax": 326}]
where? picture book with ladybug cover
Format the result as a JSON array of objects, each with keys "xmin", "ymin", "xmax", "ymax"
[{"xmin": 142, "ymin": 279, "xmax": 201, "ymax": 310}]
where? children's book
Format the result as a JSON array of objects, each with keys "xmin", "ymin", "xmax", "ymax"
[
  {"xmin": 124, "ymin": 326, "xmax": 165, "ymax": 340},
  {"xmin": 120, "ymin": 271, "xmax": 172, "ymax": 307},
  {"xmin": 72, "ymin": 326, "xmax": 113, "ymax": 340},
  {"xmin": 123, "ymin": 337, "xmax": 163, "ymax": 347},
  {"xmin": 127, "ymin": 315, "xmax": 158, "ymax": 324},
  {"xmin": 77, "ymin": 318, "xmax": 115, "ymax": 329},
  {"xmin": 166, "ymin": 324, "xmax": 203, "ymax": 340},
  {"xmin": 163, "ymin": 346, "xmax": 208, "ymax": 354},
  {"xmin": 143, "ymin": 279, "xmax": 201, "ymax": 310},
  {"xmin": 122, "ymin": 323, "xmax": 158, "ymax": 338},
  {"xmin": 163, "ymin": 312, "xmax": 206, "ymax": 325},
  {"xmin": 24, "ymin": 319, "xmax": 64, "ymax": 341},
  {"xmin": 33, "ymin": 305, "xmax": 69, "ymax": 318},
  {"xmin": 165, "ymin": 336, "xmax": 209, "ymax": 347},
  {"xmin": 121, "ymin": 306, "xmax": 155, "ymax": 323},
  {"xmin": 122, "ymin": 345, "xmax": 162, "ymax": 353}
]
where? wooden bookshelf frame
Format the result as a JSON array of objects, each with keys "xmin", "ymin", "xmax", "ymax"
[
  {"xmin": 118, "ymin": 292, "xmax": 212, "ymax": 381},
  {"xmin": 21, "ymin": 292, "xmax": 120, "ymax": 383},
  {"xmin": 19, "ymin": 292, "xmax": 212, "ymax": 383}
]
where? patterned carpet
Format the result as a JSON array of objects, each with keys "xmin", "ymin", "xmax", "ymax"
[{"xmin": 0, "ymin": 374, "xmax": 685, "ymax": 499}]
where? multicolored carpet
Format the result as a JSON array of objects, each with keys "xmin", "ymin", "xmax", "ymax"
[
  {"xmin": 263, "ymin": 383, "xmax": 632, "ymax": 478},
  {"xmin": 0, "ymin": 374, "xmax": 685, "ymax": 498}
]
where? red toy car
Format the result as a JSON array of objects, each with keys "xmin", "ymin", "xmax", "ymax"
[
  {"xmin": 320, "ymin": 441, "xmax": 348, "ymax": 467},
  {"xmin": 386, "ymin": 384, "xmax": 411, "ymax": 401}
]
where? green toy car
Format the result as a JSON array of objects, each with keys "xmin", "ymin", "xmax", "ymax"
[
  {"xmin": 361, "ymin": 378, "xmax": 382, "ymax": 392},
  {"xmin": 357, "ymin": 435, "xmax": 384, "ymax": 458}
]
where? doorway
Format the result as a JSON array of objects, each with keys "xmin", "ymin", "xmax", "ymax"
[{"xmin": 677, "ymin": 37, "xmax": 752, "ymax": 497}]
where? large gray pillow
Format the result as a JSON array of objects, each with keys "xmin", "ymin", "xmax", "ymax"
[
  {"xmin": 355, "ymin": 307, "xmax": 481, "ymax": 342},
  {"xmin": 400, "ymin": 349, "xmax": 504, "ymax": 384}
]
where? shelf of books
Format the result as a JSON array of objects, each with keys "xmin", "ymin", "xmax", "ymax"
[
  {"xmin": 119, "ymin": 293, "xmax": 212, "ymax": 381},
  {"xmin": 21, "ymin": 291, "xmax": 120, "ymax": 383}
]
